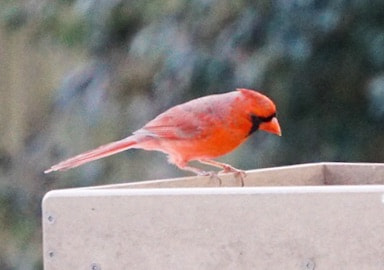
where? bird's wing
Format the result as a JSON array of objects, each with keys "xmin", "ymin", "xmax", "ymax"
[{"xmin": 134, "ymin": 105, "xmax": 215, "ymax": 140}]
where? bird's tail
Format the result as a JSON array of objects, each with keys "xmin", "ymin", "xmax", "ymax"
[{"xmin": 44, "ymin": 136, "xmax": 139, "ymax": 173}]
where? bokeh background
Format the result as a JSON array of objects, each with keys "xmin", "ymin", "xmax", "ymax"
[{"xmin": 1, "ymin": 0, "xmax": 384, "ymax": 268}]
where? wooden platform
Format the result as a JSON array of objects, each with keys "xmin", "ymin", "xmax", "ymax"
[{"xmin": 42, "ymin": 162, "xmax": 384, "ymax": 269}]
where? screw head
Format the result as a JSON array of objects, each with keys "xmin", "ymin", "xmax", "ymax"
[
  {"xmin": 91, "ymin": 263, "xmax": 101, "ymax": 270},
  {"xmin": 47, "ymin": 215, "xmax": 55, "ymax": 224},
  {"xmin": 302, "ymin": 259, "xmax": 315, "ymax": 270}
]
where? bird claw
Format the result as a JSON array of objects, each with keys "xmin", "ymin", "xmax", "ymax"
[{"xmin": 234, "ymin": 172, "xmax": 246, "ymax": 187}]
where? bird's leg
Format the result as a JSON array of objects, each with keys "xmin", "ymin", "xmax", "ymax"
[
  {"xmin": 170, "ymin": 158, "xmax": 222, "ymax": 185},
  {"xmin": 198, "ymin": 159, "xmax": 246, "ymax": 176},
  {"xmin": 197, "ymin": 159, "xmax": 246, "ymax": 187},
  {"xmin": 180, "ymin": 165, "xmax": 222, "ymax": 186}
]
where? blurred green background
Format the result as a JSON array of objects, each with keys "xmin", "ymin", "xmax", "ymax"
[{"xmin": 1, "ymin": 0, "xmax": 384, "ymax": 268}]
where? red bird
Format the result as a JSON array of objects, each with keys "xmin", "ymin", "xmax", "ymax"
[{"xmin": 45, "ymin": 89, "xmax": 281, "ymax": 184}]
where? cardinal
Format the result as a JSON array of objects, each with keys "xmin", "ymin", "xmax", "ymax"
[{"xmin": 45, "ymin": 88, "xmax": 281, "ymax": 185}]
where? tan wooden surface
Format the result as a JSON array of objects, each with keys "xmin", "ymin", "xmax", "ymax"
[{"xmin": 42, "ymin": 163, "xmax": 384, "ymax": 269}]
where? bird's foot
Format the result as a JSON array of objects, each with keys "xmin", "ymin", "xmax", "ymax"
[
  {"xmin": 219, "ymin": 165, "xmax": 246, "ymax": 177},
  {"xmin": 198, "ymin": 171, "xmax": 222, "ymax": 186},
  {"xmin": 218, "ymin": 165, "xmax": 246, "ymax": 187}
]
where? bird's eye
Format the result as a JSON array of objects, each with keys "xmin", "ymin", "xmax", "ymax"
[
  {"xmin": 249, "ymin": 113, "xmax": 276, "ymax": 136},
  {"xmin": 258, "ymin": 113, "xmax": 276, "ymax": 123}
]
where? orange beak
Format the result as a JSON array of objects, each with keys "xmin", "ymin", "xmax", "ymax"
[{"xmin": 259, "ymin": 117, "xmax": 282, "ymax": 136}]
